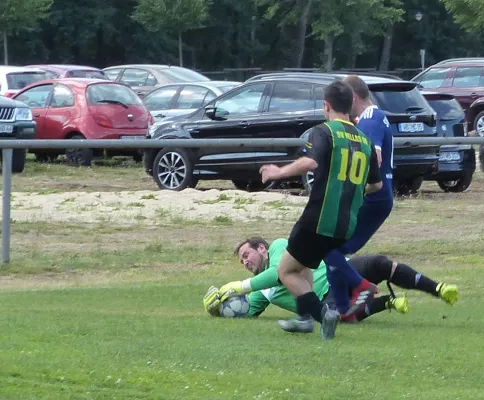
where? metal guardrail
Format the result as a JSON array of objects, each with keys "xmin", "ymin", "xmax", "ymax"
[{"xmin": 1, "ymin": 137, "xmax": 484, "ymax": 264}]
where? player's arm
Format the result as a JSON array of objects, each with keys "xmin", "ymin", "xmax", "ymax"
[
  {"xmin": 365, "ymin": 145, "xmax": 382, "ymax": 194},
  {"xmin": 247, "ymin": 291, "xmax": 271, "ymax": 317},
  {"xmin": 358, "ymin": 118, "xmax": 384, "ymax": 167}
]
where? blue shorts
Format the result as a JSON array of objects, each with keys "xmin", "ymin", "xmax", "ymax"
[{"xmin": 340, "ymin": 198, "xmax": 393, "ymax": 255}]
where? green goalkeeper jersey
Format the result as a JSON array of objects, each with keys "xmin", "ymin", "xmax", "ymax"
[{"xmin": 247, "ymin": 238, "xmax": 329, "ymax": 317}]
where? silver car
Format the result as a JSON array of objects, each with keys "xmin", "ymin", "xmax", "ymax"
[
  {"xmin": 102, "ymin": 64, "xmax": 212, "ymax": 98},
  {"xmin": 143, "ymin": 81, "xmax": 241, "ymax": 121}
]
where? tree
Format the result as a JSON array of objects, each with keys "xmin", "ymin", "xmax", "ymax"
[
  {"xmin": 0, "ymin": 0, "xmax": 52, "ymax": 64},
  {"xmin": 133, "ymin": 0, "xmax": 211, "ymax": 67},
  {"xmin": 441, "ymin": 0, "xmax": 484, "ymax": 33}
]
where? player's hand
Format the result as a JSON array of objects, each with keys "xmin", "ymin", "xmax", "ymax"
[
  {"xmin": 259, "ymin": 164, "xmax": 281, "ymax": 183},
  {"xmin": 203, "ymin": 286, "xmax": 221, "ymax": 317},
  {"xmin": 219, "ymin": 281, "xmax": 247, "ymax": 302}
]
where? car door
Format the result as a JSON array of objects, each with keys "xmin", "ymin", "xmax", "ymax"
[
  {"xmin": 255, "ymin": 81, "xmax": 318, "ymax": 164},
  {"xmin": 187, "ymin": 82, "xmax": 269, "ymax": 171},
  {"xmin": 103, "ymin": 68, "xmax": 124, "ymax": 81},
  {"xmin": 44, "ymin": 83, "xmax": 76, "ymax": 139},
  {"xmin": 118, "ymin": 68, "xmax": 155, "ymax": 98},
  {"xmin": 449, "ymin": 66, "xmax": 484, "ymax": 111},
  {"xmin": 143, "ymin": 85, "xmax": 180, "ymax": 121},
  {"xmin": 14, "ymin": 84, "xmax": 54, "ymax": 138}
]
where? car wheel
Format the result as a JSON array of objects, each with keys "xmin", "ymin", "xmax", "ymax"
[
  {"xmin": 65, "ymin": 134, "xmax": 93, "ymax": 166},
  {"xmin": 152, "ymin": 148, "xmax": 195, "ymax": 191},
  {"xmin": 232, "ymin": 179, "xmax": 278, "ymax": 192},
  {"xmin": 393, "ymin": 176, "xmax": 423, "ymax": 196},
  {"xmin": 473, "ymin": 110, "xmax": 484, "ymax": 137},
  {"xmin": 437, "ymin": 172, "xmax": 473, "ymax": 193},
  {"xmin": 11, "ymin": 149, "xmax": 26, "ymax": 173},
  {"xmin": 133, "ymin": 153, "xmax": 143, "ymax": 163}
]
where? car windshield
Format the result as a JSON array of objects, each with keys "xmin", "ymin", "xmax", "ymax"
[
  {"xmin": 153, "ymin": 67, "xmax": 209, "ymax": 82},
  {"xmin": 86, "ymin": 83, "xmax": 142, "ymax": 106},
  {"xmin": 370, "ymin": 86, "xmax": 431, "ymax": 113},
  {"xmin": 427, "ymin": 98, "xmax": 463, "ymax": 120},
  {"xmin": 68, "ymin": 70, "xmax": 106, "ymax": 79},
  {"xmin": 6, "ymin": 72, "xmax": 49, "ymax": 90}
]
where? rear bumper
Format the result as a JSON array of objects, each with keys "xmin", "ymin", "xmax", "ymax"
[
  {"xmin": 1, "ymin": 121, "xmax": 36, "ymax": 140},
  {"xmin": 424, "ymin": 148, "xmax": 476, "ymax": 180}
]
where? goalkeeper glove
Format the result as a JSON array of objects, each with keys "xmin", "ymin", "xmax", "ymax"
[
  {"xmin": 218, "ymin": 279, "xmax": 252, "ymax": 302},
  {"xmin": 203, "ymin": 286, "xmax": 221, "ymax": 317}
]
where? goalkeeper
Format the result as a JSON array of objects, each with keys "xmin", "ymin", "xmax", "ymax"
[{"xmin": 203, "ymin": 237, "xmax": 458, "ymax": 332}]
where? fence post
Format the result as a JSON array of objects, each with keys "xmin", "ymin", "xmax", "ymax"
[{"xmin": 2, "ymin": 148, "xmax": 12, "ymax": 264}]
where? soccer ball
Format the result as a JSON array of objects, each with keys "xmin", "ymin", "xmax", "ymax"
[{"xmin": 219, "ymin": 295, "xmax": 250, "ymax": 318}]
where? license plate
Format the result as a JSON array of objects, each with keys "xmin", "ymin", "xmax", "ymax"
[
  {"xmin": 120, "ymin": 135, "xmax": 145, "ymax": 140},
  {"xmin": 398, "ymin": 122, "xmax": 424, "ymax": 133},
  {"xmin": 0, "ymin": 124, "xmax": 13, "ymax": 134},
  {"xmin": 439, "ymin": 152, "xmax": 460, "ymax": 162}
]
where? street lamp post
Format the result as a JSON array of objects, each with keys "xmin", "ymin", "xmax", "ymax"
[{"xmin": 416, "ymin": 11, "xmax": 425, "ymax": 71}]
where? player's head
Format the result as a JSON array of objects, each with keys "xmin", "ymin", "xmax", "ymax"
[
  {"xmin": 234, "ymin": 237, "xmax": 269, "ymax": 275},
  {"xmin": 323, "ymin": 80, "xmax": 354, "ymax": 121},
  {"xmin": 343, "ymin": 75, "xmax": 371, "ymax": 117}
]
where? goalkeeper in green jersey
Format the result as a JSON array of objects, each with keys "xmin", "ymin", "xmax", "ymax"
[{"xmin": 203, "ymin": 237, "xmax": 458, "ymax": 333}]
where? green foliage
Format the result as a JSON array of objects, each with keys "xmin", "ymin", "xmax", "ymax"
[
  {"xmin": 0, "ymin": 0, "xmax": 52, "ymax": 34},
  {"xmin": 441, "ymin": 0, "xmax": 484, "ymax": 33}
]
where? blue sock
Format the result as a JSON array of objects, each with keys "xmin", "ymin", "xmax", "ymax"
[
  {"xmin": 326, "ymin": 267, "xmax": 350, "ymax": 314},
  {"xmin": 324, "ymin": 249, "xmax": 363, "ymax": 288}
]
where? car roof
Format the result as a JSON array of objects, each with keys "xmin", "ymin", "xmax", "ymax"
[
  {"xmin": 435, "ymin": 58, "xmax": 484, "ymax": 66},
  {"xmin": 0, "ymin": 66, "xmax": 47, "ymax": 73},
  {"xmin": 20, "ymin": 78, "xmax": 126, "ymax": 89},
  {"xmin": 103, "ymin": 64, "xmax": 194, "ymax": 70},
  {"xmin": 29, "ymin": 64, "xmax": 102, "ymax": 72},
  {"xmin": 155, "ymin": 80, "xmax": 240, "ymax": 88}
]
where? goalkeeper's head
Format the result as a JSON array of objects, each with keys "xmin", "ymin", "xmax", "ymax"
[{"xmin": 234, "ymin": 237, "xmax": 269, "ymax": 276}]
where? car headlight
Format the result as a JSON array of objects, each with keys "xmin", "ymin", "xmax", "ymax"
[{"xmin": 15, "ymin": 108, "xmax": 33, "ymax": 121}]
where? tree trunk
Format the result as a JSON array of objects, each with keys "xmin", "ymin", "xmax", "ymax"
[
  {"xmin": 295, "ymin": 0, "xmax": 311, "ymax": 68},
  {"xmin": 3, "ymin": 31, "xmax": 8, "ymax": 65},
  {"xmin": 323, "ymin": 33, "xmax": 334, "ymax": 71},
  {"xmin": 250, "ymin": 15, "xmax": 256, "ymax": 67},
  {"xmin": 348, "ymin": 32, "xmax": 360, "ymax": 69},
  {"xmin": 178, "ymin": 31, "xmax": 183, "ymax": 67},
  {"xmin": 378, "ymin": 26, "xmax": 394, "ymax": 71}
]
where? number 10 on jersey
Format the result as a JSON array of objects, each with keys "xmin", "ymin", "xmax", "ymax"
[{"xmin": 337, "ymin": 149, "xmax": 367, "ymax": 185}]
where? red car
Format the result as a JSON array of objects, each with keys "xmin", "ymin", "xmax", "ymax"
[{"xmin": 13, "ymin": 78, "xmax": 152, "ymax": 165}]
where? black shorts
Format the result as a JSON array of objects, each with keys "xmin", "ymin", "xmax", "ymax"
[
  {"xmin": 287, "ymin": 220, "xmax": 346, "ymax": 269},
  {"xmin": 348, "ymin": 255, "xmax": 393, "ymax": 285}
]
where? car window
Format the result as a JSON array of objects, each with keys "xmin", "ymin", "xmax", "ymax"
[
  {"xmin": 68, "ymin": 70, "xmax": 106, "ymax": 79},
  {"xmin": 145, "ymin": 74, "xmax": 158, "ymax": 86},
  {"xmin": 204, "ymin": 91, "xmax": 217, "ymax": 103},
  {"xmin": 176, "ymin": 86, "xmax": 209, "ymax": 109},
  {"xmin": 143, "ymin": 86, "xmax": 179, "ymax": 110},
  {"xmin": 452, "ymin": 67, "xmax": 483, "ymax": 88},
  {"xmin": 268, "ymin": 82, "xmax": 312, "ymax": 112},
  {"xmin": 427, "ymin": 98, "xmax": 463, "ymax": 120},
  {"xmin": 214, "ymin": 83, "xmax": 266, "ymax": 116},
  {"xmin": 86, "ymin": 83, "xmax": 143, "ymax": 106},
  {"xmin": 153, "ymin": 67, "xmax": 209, "ymax": 83},
  {"xmin": 314, "ymin": 85, "xmax": 328, "ymax": 110},
  {"xmin": 417, "ymin": 68, "xmax": 451, "ymax": 89},
  {"xmin": 50, "ymin": 84, "xmax": 75, "ymax": 108},
  {"xmin": 370, "ymin": 86, "xmax": 431, "ymax": 113},
  {"xmin": 15, "ymin": 84, "xmax": 53, "ymax": 108},
  {"xmin": 104, "ymin": 68, "xmax": 122, "ymax": 80},
  {"xmin": 119, "ymin": 68, "xmax": 150, "ymax": 87},
  {"xmin": 6, "ymin": 72, "xmax": 49, "ymax": 90}
]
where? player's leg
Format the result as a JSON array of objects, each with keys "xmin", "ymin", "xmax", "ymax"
[{"xmin": 353, "ymin": 293, "xmax": 409, "ymax": 322}]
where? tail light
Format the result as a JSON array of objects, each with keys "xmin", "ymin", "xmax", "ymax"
[
  {"xmin": 148, "ymin": 114, "xmax": 155, "ymax": 126},
  {"xmin": 3, "ymin": 91, "xmax": 16, "ymax": 98},
  {"xmin": 92, "ymin": 114, "xmax": 113, "ymax": 128}
]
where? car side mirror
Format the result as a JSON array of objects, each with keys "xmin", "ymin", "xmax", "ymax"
[{"xmin": 205, "ymin": 106, "xmax": 228, "ymax": 121}]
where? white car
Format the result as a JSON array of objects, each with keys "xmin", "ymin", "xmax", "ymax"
[
  {"xmin": 0, "ymin": 66, "xmax": 49, "ymax": 97},
  {"xmin": 143, "ymin": 81, "xmax": 241, "ymax": 121}
]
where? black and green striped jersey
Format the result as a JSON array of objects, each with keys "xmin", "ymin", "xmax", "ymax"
[{"xmin": 299, "ymin": 119, "xmax": 381, "ymax": 239}]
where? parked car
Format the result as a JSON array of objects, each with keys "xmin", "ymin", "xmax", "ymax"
[
  {"xmin": 421, "ymin": 91, "xmax": 475, "ymax": 192},
  {"xmin": 13, "ymin": 78, "xmax": 151, "ymax": 165},
  {"xmin": 102, "ymin": 64, "xmax": 211, "ymax": 98},
  {"xmin": 143, "ymin": 81, "xmax": 241, "ymax": 121},
  {"xmin": 411, "ymin": 58, "xmax": 484, "ymax": 136},
  {"xmin": 0, "ymin": 95, "xmax": 36, "ymax": 172},
  {"xmin": 0, "ymin": 66, "xmax": 49, "ymax": 98},
  {"xmin": 144, "ymin": 74, "xmax": 438, "ymax": 193},
  {"xmin": 27, "ymin": 64, "xmax": 107, "ymax": 79}
]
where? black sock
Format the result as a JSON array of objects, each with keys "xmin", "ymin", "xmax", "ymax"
[
  {"xmin": 296, "ymin": 292, "xmax": 323, "ymax": 323},
  {"xmin": 355, "ymin": 295, "xmax": 391, "ymax": 321},
  {"xmin": 391, "ymin": 263, "xmax": 438, "ymax": 296}
]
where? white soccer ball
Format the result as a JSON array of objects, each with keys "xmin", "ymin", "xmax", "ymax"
[{"xmin": 219, "ymin": 295, "xmax": 250, "ymax": 318}]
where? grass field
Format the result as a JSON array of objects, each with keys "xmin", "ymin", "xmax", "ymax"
[{"xmin": 0, "ymin": 158, "xmax": 483, "ymax": 399}]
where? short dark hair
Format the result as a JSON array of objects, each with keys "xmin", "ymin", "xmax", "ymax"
[
  {"xmin": 234, "ymin": 237, "xmax": 269, "ymax": 255},
  {"xmin": 324, "ymin": 80, "xmax": 354, "ymax": 114},
  {"xmin": 343, "ymin": 75, "xmax": 370, "ymax": 100}
]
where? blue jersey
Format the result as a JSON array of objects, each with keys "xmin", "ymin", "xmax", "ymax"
[{"xmin": 357, "ymin": 106, "xmax": 394, "ymax": 202}]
